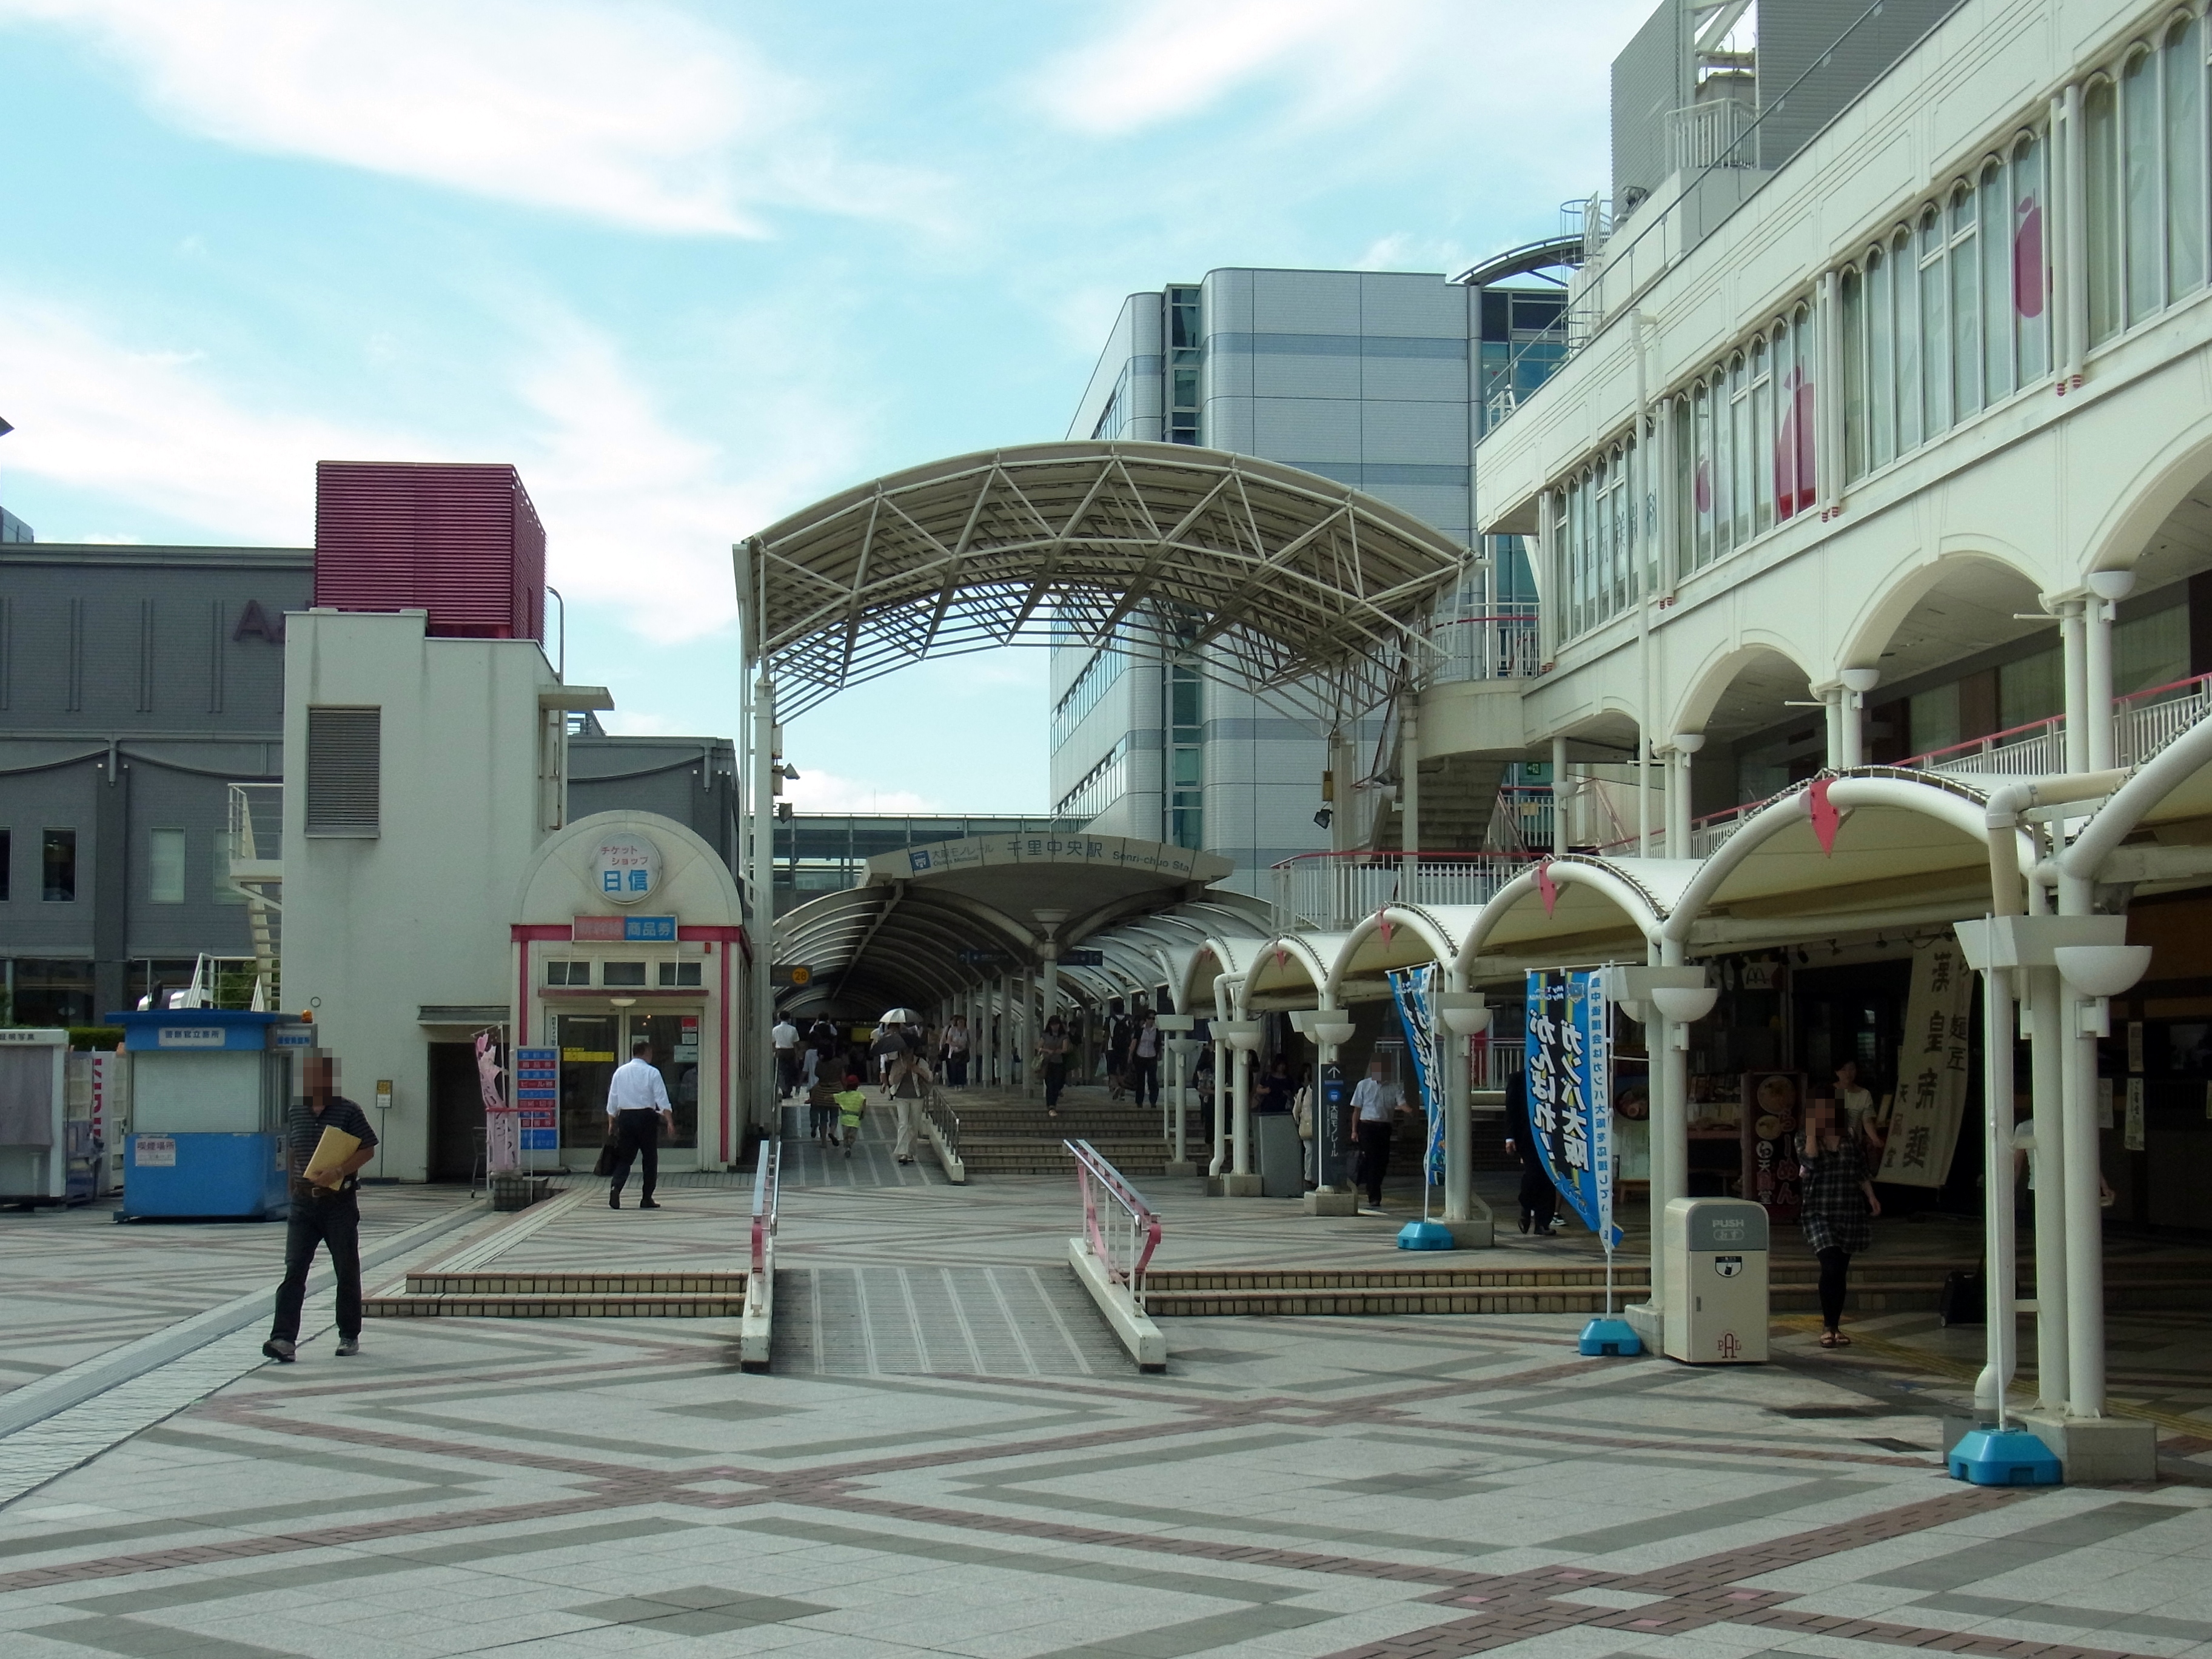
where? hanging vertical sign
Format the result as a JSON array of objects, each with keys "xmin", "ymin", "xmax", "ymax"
[
  {"xmin": 1387, "ymin": 965, "xmax": 1446, "ymax": 1185},
  {"xmin": 1877, "ymin": 939, "xmax": 1974, "ymax": 1187},
  {"xmin": 1523, "ymin": 968, "xmax": 1621, "ymax": 1247}
]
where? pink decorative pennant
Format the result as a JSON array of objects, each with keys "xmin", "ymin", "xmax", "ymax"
[
  {"xmin": 1809, "ymin": 775, "xmax": 1842, "ymax": 856},
  {"xmin": 1537, "ymin": 858, "xmax": 1560, "ymax": 917},
  {"xmin": 1377, "ymin": 908, "xmax": 1395, "ymax": 947}
]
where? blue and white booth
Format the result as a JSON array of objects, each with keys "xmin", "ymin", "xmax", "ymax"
[{"xmin": 113, "ymin": 1010, "xmax": 313, "ymax": 1221}]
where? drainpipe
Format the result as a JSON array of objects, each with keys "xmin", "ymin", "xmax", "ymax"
[
  {"xmin": 1551, "ymin": 734, "xmax": 1569, "ymax": 854},
  {"xmin": 1207, "ymin": 970, "xmax": 1239, "ymax": 1180},
  {"xmin": 2084, "ymin": 571, "xmax": 2133, "ymax": 771},
  {"xmin": 2061, "ymin": 85, "xmax": 2086, "ymax": 390},
  {"xmin": 1634, "ymin": 311, "xmax": 1655, "ymax": 859},
  {"xmin": 1400, "ymin": 695, "xmax": 1421, "ymax": 880},
  {"xmin": 2060, "ymin": 599, "xmax": 2089, "ymax": 774}
]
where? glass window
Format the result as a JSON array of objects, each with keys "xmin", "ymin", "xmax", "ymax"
[
  {"xmin": 1729, "ymin": 354, "xmax": 1752, "ymax": 549},
  {"xmin": 1920, "ymin": 209, "xmax": 1951, "ymax": 437},
  {"xmin": 1909, "ymin": 683, "xmax": 1962, "ymax": 757},
  {"xmin": 2014, "ymin": 134, "xmax": 2051, "ymax": 380},
  {"xmin": 2114, "ymin": 604, "xmax": 2189, "ymax": 694},
  {"xmin": 2166, "ymin": 15, "xmax": 2205, "ymax": 298},
  {"xmin": 1952, "ymin": 186, "xmax": 1982, "ymax": 418},
  {"xmin": 2123, "ymin": 48, "xmax": 2161, "ymax": 324},
  {"xmin": 658, "ymin": 961, "xmax": 703, "ymax": 988},
  {"xmin": 1693, "ymin": 381, "xmax": 1715, "ymax": 566},
  {"xmin": 1772, "ymin": 322, "xmax": 1797, "ymax": 518},
  {"xmin": 1791, "ymin": 304, "xmax": 1817, "ymax": 511},
  {"xmin": 42, "ymin": 829, "xmax": 76, "ymax": 902},
  {"xmin": 1981, "ymin": 161, "xmax": 2014, "ymax": 401},
  {"xmin": 1841, "ymin": 269, "xmax": 1867, "ymax": 481},
  {"xmin": 1869, "ymin": 246, "xmax": 1896, "ymax": 467},
  {"xmin": 148, "ymin": 828, "xmax": 186, "ymax": 904},
  {"xmin": 2085, "ymin": 77, "xmax": 2122, "ymax": 343},
  {"xmin": 602, "ymin": 961, "xmax": 648, "ymax": 988},
  {"xmin": 1999, "ymin": 648, "xmax": 2063, "ymax": 729},
  {"xmin": 1673, "ymin": 396, "xmax": 1695, "ymax": 566},
  {"xmin": 1894, "ymin": 230, "xmax": 1922, "ymax": 453},
  {"xmin": 1751, "ymin": 337, "xmax": 1775, "ymax": 534},
  {"xmin": 547, "ymin": 960, "xmax": 591, "ymax": 987}
]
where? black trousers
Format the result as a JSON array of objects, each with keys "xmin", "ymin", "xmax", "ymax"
[
  {"xmin": 1356, "ymin": 1119, "xmax": 1395, "ymax": 1205},
  {"xmin": 609, "ymin": 1110, "xmax": 660, "ymax": 1201},
  {"xmin": 1817, "ymin": 1245, "xmax": 1851, "ymax": 1329},
  {"xmin": 1518, "ymin": 1156, "xmax": 1558, "ymax": 1230},
  {"xmin": 1128, "ymin": 1057, "xmax": 1159, "ymax": 1107},
  {"xmin": 776, "ymin": 1051, "xmax": 799, "ymax": 1098},
  {"xmin": 947, "ymin": 1053, "xmax": 968, "ymax": 1087},
  {"xmin": 271, "ymin": 1190, "xmax": 361, "ymax": 1343},
  {"xmin": 1044, "ymin": 1061, "xmax": 1067, "ymax": 1107}
]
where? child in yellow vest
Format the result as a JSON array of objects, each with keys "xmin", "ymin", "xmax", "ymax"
[{"xmin": 834, "ymin": 1074, "xmax": 868, "ymax": 1159}]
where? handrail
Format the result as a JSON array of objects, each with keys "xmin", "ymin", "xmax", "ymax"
[
  {"xmin": 749, "ymin": 1136, "xmax": 780, "ymax": 1285},
  {"xmin": 1270, "ymin": 848, "xmax": 1540, "ymax": 866},
  {"xmin": 925, "ymin": 1087, "xmax": 960, "ymax": 1159},
  {"xmin": 1064, "ymin": 1139, "xmax": 1162, "ymax": 1308}
]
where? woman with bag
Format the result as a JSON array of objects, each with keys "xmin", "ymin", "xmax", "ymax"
[
  {"xmin": 1798, "ymin": 1089, "xmax": 1881, "ymax": 1347},
  {"xmin": 1036, "ymin": 1016, "xmax": 1071, "ymax": 1118},
  {"xmin": 886, "ymin": 1051, "xmax": 934, "ymax": 1165}
]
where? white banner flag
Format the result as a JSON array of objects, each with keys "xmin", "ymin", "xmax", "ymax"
[{"xmin": 1878, "ymin": 939, "xmax": 1975, "ymax": 1188}]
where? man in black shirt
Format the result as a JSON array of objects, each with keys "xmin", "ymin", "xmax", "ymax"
[{"xmin": 264, "ymin": 1056, "xmax": 378, "ymax": 1362}]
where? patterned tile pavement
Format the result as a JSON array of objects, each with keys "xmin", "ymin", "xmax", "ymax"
[{"xmin": 0, "ymin": 1136, "xmax": 2208, "ymax": 1658}]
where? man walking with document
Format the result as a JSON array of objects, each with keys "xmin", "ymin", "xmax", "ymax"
[{"xmin": 264, "ymin": 1055, "xmax": 378, "ymax": 1363}]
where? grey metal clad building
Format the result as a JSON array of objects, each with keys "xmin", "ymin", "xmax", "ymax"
[
  {"xmin": 1, "ymin": 505, "xmax": 31, "ymax": 543},
  {"xmin": 1056, "ymin": 268, "xmax": 1561, "ymax": 889},
  {"xmin": 0, "ymin": 542, "xmax": 310, "ymax": 1024},
  {"xmin": 0, "ymin": 545, "xmax": 744, "ymax": 1025}
]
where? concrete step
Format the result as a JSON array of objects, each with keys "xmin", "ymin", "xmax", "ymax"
[{"xmin": 366, "ymin": 1269, "xmax": 751, "ymax": 1318}]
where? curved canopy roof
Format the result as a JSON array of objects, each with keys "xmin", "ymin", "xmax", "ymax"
[
  {"xmin": 744, "ymin": 441, "xmax": 1469, "ymax": 718},
  {"xmin": 771, "ymin": 831, "xmax": 1237, "ymax": 1017}
]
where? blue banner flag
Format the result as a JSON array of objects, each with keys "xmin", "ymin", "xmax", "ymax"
[
  {"xmin": 1523, "ymin": 968, "xmax": 1621, "ymax": 1248},
  {"xmin": 1387, "ymin": 965, "xmax": 1446, "ymax": 1185}
]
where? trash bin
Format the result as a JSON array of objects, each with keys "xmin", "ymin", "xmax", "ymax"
[
  {"xmin": 1256, "ymin": 1113, "xmax": 1302, "ymax": 1198},
  {"xmin": 1661, "ymin": 1196, "xmax": 1769, "ymax": 1363}
]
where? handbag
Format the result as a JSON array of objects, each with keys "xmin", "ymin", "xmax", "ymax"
[{"xmin": 591, "ymin": 1129, "xmax": 621, "ymax": 1178}]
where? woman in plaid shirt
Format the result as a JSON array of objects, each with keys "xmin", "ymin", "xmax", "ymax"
[{"xmin": 1797, "ymin": 1091, "xmax": 1882, "ymax": 1347}]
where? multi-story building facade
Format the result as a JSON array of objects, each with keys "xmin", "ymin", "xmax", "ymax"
[{"xmin": 1054, "ymin": 269, "xmax": 1566, "ymax": 890}]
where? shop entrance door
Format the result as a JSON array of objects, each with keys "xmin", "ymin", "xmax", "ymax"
[{"xmin": 554, "ymin": 1011, "xmax": 700, "ymax": 1170}]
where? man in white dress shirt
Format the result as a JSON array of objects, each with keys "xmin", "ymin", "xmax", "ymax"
[
  {"xmin": 606, "ymin": 1039, "xmax": 675, "ymax": 1210},
  {"xmin": 771, "ymin": 1016, "xmax": 800, "ymax": 1099}
]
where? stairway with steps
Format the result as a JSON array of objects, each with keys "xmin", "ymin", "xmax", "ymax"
[
  {"xmin": 366, "ymin": 1269, "xmax": 749, "ymax": 1318},
  {"xmin": 1372, "ymin": 751, "xmax": 1510, "ymax": 853},
  {"xmin": 948, "ymin": 1088, "xmax": 1178, "ymax": 1175}
]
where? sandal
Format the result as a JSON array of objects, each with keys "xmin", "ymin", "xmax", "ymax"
[{"xmin": 1819, "ymin": 1329, "xmax": 1846, "ymax": 1348}]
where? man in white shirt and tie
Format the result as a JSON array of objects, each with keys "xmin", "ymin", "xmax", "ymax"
[{"xmin": 606, "ymin": 1039, "xmax": 675, "ymax": 1210}]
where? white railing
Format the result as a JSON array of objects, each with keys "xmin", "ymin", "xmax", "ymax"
[
  {"xmin": 227, "ymin": 783, "xmax": 283, "ymax": 880},
  {"xmin": 748, "ymin": 1137, "xmax": 780, "ymax": 1289},
  {"xmin": 2117, "ymin": 673, "xmax": 2212, "ymax": 766},
  {"xmin": 1919, "ymin": 720, "xmax": 2065, "ymax": 780},
  {"xmin": 1669, "ymin": 97, "xmax": 1755, "ymax": 173},
  {"xmin": 1484, "ymin": 785, "xmax": 1555, "ymax": 855},
  {"xmin": 1272, "ymin": 851, "xmax": 1534, "ymax": 932},
  {"xmin": 1426, "ymin": 605, "xmax": 1543, "ymax": 684},
  {"xmin": 1066, "ymin": 1139, "xmax": 1161, "ymax": 1310}
]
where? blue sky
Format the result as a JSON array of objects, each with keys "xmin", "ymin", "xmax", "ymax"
[{"xmin": 0, "ymin": 0, "xmax": 1640, "ymax": 811}]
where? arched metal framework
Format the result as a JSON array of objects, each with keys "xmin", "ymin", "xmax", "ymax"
[{"xmin": 744, "ymin": 441, "xmax": 1470, "ymax": 720}]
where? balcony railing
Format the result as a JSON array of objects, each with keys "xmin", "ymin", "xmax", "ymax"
[
  {"xmin": 1272, "ymin": 850, "xmax": 1535, "ymax": 932},
  {"xmin": 1426, "ymin": 605, "xmax": 1543, "ymax": 685}
]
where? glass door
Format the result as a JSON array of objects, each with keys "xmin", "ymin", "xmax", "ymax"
[
  {"xmin": 628, "ymin": 1012, "xmax": 700, "ymax": 1151},
  {"xmin": 557, "ymin": 1015, "xmax": 618, "ymax": 1161}
]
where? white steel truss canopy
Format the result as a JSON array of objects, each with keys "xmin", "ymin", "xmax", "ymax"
[{"xmin": 743, "ymin": 441, "xmax": 1469, "ymax": 718}]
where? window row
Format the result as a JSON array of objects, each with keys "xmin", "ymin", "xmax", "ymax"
[
  {"xmin": 1838, "ymin": 133, "xmax": 2049, "ymax": 483},
  {"xmin": 1055, "ymin": 737, "xmax": 1129, "ymax": 820},
  {"xmin": 2086, "ymin": 11, "xmax": 2209, "ymax": 345},
  {"xmin": 545, "ymin": 959, "xmax": 703, "ymax": 988},
  {"xmin": 1050, "ymin": 647, "xmax": 1128, "ymax": 751},
  {"xmin": 0, "ymin": 830, "xmax": 77, "ymax": 903}
]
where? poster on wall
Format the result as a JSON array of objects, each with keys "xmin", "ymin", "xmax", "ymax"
[
  {"xmin": 1877, "ymin": 939, "xmax": 1974, "ymax": 1187},
  {"xmin": 1523, "ymin": 969, "xmax": 1621, "ymax": 1247},
  {"xmin": 1741, "ymin": 1070, "xmax": 1806, "ymax": 1216},
  {"xmin": 1387, "ymin": 965, "xmax": 1446, "ymax": 1185}
]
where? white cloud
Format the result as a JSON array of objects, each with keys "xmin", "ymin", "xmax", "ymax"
[
  {"xmin": 0, "ymin": 0, "xmax": 938, "ymax": 235},
  {"xmin": 781, "ymin": 768, "xmax": 939, "ymax": 815},
  {"xmin": 1031, "ymin": 0, "xmax": 1644, "ymax": 145}
]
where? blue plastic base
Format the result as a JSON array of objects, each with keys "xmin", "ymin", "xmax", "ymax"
[
  {"xmin": 1948, "ymin": 1427, "xmax": 2062, "ymax": 1486},
  {"xmin": 1396, "ymin": 1219, "xmax": 1456, "ymax": 1250},
  {"xmin": 1578, "ymin": 1316, "xmax": 1643, "ymax": 1356}
]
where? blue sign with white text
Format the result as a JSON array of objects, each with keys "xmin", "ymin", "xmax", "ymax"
[
  {"xmin": 1524, "ymin": 969, "xmax": 1621, "ymax": 1248},
  {"xmin": 623, "ymin": 916, "xmax": 677, "ymax": 942}
]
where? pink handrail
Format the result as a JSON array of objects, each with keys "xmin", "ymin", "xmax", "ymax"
[
  {"xmin": 1065, "ymin": 1138, "xmax": 1162, "ymax": 1302},
  {"xmin": 749, "ymin": 1137, "xmax": 780, "ymax": 1282}
]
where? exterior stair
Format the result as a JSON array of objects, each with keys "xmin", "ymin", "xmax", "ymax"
[{"xmin": 366, "ymin": 1269, "xmax": 749, "ymax": 1318}]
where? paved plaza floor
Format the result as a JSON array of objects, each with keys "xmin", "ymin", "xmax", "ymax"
[{"xmin": 1, "ymin": 1121, "xmax": 2209, "ymax": 1659}]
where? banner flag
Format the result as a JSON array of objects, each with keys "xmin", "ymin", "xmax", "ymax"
[
  {"xmin": 1524, "ymin": 968, "xmax": 1621, "ymax": 1247},
  {"xmin": 1387, "ymin": 965, "xmax": 1446, "ymax": 1184},
  {"xmin": 1877, "ymin": 939, "xmax": 1974, "ymax": 1188}
]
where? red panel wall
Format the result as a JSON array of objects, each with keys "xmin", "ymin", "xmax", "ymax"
[{"xmin": 314, "ymin": 461, "xmax": 546, "ymax": 643}]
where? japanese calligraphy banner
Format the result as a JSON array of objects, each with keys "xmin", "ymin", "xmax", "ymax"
[
  {"xmin": 1387, "ymin": 965, "xmax": 1446, "ymax": 1184},
  {"xmin": 1524, "ymin": 969, "xmax": 1621, "ymax": 1247},
  {"xmin": 1877, "ymin": 938, "xmax": 1974, "ymax": 1188}
]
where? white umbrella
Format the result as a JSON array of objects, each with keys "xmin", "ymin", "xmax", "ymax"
[{"xmin": 880, "ymin": 1007, "xmax": 921, "ymax": 1025}]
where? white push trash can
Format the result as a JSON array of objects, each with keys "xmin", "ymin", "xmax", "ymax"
[{"xmin": 1661, "ymin": 1196, "xmax": 1769, "ymax": 1364}]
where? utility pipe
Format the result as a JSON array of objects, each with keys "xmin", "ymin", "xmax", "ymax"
[{"xmin": 2060, "ymin": 600, "xmax": 2089, "ymax": 775}]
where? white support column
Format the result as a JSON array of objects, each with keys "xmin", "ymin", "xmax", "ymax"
[
  {"xmin": 1823, "ymin": 688, "xmax": 1846, "ymax": 770},
  {"xmin": 995, "ymin": 975, "xmax": 1010, "ymax": 1089},
  {"xmin": 2085, "ymin": 572, "xmax": 2132, "ymax": 771},
  {"xmin": 1400, "ymin": 697, "xmax": 1421, "ymax": 871},
  {"xmin": 2026, "ymin": 965, "xmax": 2071, "ymax": 1413},
  {"xmin": 1442, "ymin": 1023, "xmax": 1470, "ymax": 1224},
  {"xmin": 1974, "ymin": 965, "xmax": 2022, "ymax": 1418},
  {"xmin": 1550, "ymin": 734, "xmax": 1569, "ymax": 854},
  {"xmin": 1207, "ymin": 1037, "xmax": 1229, "ymax": 1178},
  {"xmin": 2061, "ymin": 599, "xmax": 2090, "ymax": 774}
]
